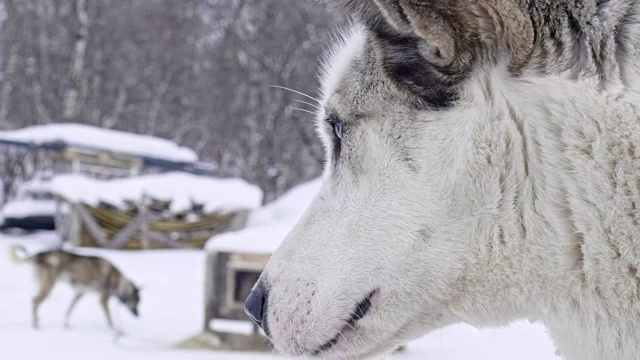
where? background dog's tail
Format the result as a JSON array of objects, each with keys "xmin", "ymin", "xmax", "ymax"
[{"xmin": 10, "ymin": 245, "xmax": 29, "ymax": 264}]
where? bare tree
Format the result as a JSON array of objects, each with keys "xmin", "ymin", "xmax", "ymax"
[
  {"xmin": 0, "ymin": 0, "xmax": 22, "ymax": 127},
  {"xmin": 62, "ymin": 0, "xmax": 89, "ymax": 119},
  {"xmin": 0, "ymin": 0, "xmax": 336, "ymax": 202}
]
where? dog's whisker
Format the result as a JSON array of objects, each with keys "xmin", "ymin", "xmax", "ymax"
[
  {"xmin": 292, "ymin": 99, "xmax": 323, "ymax": 111},
  {"xmin": 288, "ymin": 107, "xmax": 318, "ymax": 116},
  {"xmin": 270, "ymin": 85, "xmax": 322, "ymax": 104}
]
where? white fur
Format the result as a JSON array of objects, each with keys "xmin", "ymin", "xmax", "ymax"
[
  {"xmin": 318, "ymin": 25, "xmax": 367, "ymax": 102},
  {"xmin": 261, "ymin": 25, "xmax": 640, "ymax": 360}
]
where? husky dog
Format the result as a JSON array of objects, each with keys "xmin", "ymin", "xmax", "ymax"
[
  {"xmin": 11, "ymin": 245, "xmax": 140, "ymax": 329},
  {"xmin": 245, "ymin": 1, "xmax": 640, "ymax": 359}
]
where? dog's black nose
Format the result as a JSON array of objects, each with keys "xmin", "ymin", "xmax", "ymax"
[{"xmin": 244, "ymin": 282, "xmax": 268, "ymax": 327}]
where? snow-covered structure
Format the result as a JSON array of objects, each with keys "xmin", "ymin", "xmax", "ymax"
[
  {"xmin": 205, "ymin": 178, "xmax": 322, "ymax": 255},
  {"xmin": 50, "ymin": 173, "xmax": 263, "ymax": 250},
  {"xmin": 190, "ymin": 179, "xmax": 321, "ymax": 351},
  {"xmin": 50, "ymin": 173, "xmax": 262, "ymax": 215},
  {"xmin": 0, "ymin": 123, "xmax": 211, "ymax": 179},
  {"xmin": 0, "ymin": 124, "xmax": 216, "ymax": 231},
  {"xmin": 0, "ymin": 178, "xmax": 58, "ymax": 231}
]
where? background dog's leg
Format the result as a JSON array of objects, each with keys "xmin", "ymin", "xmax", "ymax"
[
  {"xmin": 64, "ymin": 292, "xmax": 84, "ymax": 329},
  {"xmin": 112, "ymin": 327, "xmax": 125, "ymax": 345},
  {"xmin": 32, "ymin": 268, "xmax": 55, "ymax": 329},
  {"xmin": 99, "ymin": 294, "xmax": 113, "ymax": 329}
]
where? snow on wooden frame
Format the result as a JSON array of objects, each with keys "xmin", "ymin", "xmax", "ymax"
[
  {"xmin": 0, "ymin": 123, "xmax": 198, "ymax": 163},
  {"xmin": 50, "ymin": 173, "xmax": 263, "ymax": 214},
  {"xmin": 206, "ymin": 178, "xmax": 322, "ymax": 254}
]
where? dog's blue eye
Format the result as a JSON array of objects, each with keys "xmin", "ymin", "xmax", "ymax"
[{"xmin": 333, "ymin": 122, "xmax": 343, "ymax": 140}]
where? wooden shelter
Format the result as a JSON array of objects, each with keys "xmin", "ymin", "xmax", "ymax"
[
  {"xmin": 50, "ymin": 172, "xmax": 263, "ymax": 250},
  {"xmin": 175, "ymin": 247, "xmax": 273, "ymax": 351},
  {"xmin": 178, "ymin": 179, "xmax": 323, "ymax": 352},
  {"xmin": 0, "ymin": 123, "xmax": 213, "ymax": 181},
  {"xmin": 50, "ymin": 147, "xmax": 143, "ymax": 179},
  {"xmin": 58, "ymin": 200, "xmax": 249, "ymax": 250},
  {"xmin": 180, "ymin": 250, "xmax": 272, "ymax": 351}
]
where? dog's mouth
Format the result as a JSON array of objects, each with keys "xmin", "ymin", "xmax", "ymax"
[{"xmin": 310, "ymin": 290, "xmax": 377, "ymax": 356}]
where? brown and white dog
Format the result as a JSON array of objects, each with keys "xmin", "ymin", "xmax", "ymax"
[{"xmin": 11, "ymin": 245, "xmax": 140, "ymax": 330}]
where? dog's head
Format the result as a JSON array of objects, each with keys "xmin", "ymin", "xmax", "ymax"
[
  {"xmin": 117, "ymin": 282, "xmax": 141, "ymax": 317},
  {"xmin": 246, "ymin": 1, "xmax": 537, "ymax": 358}
]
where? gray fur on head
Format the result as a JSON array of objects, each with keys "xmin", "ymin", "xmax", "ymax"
[{"xmin": 257, "ymin": 1, "xmax": 640, "ymax": 359}]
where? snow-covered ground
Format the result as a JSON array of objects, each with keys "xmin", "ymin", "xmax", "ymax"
[{"xmin": 0, "ymin": 232, "xmax": 561, "ymax": 360}]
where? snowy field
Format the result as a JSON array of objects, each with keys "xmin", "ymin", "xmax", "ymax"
[{"xmin": 0, "ymin": 232, "xmax": 561, "ymax": 360}]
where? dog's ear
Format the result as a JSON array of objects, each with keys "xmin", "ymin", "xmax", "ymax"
[{"xmin": 323, "ymin": 0, "xmax": 534, "ymax": 70}]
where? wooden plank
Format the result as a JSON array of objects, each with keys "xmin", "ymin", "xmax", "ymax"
[
  {"xmin": 54, "ymin": 198, "xmax": 69, "ymax": 242},
  {"xmin": 204, "ymin": 253, "xmax": 232, "ymax": 330},
  {"xmin": 77, "ymin": 201, "xmax": 145, "ymax": 249},
  {"xmin": 109, "ymin": 212, "xmax": 147, "ymax": 248},
  {"xmin": 203, "ymin": 253, "xmax": 216, "ymax": 332},
  {"xmin": 140, "ymin": 194, "xmax": 150, "ymax": 249},
  {"xmin": 69, "ymin": 206, "xmax": 82, "ymax": 246},
  {"xmin": 75, "ymin": 203, "xmax": 111, "ymax": 247}
]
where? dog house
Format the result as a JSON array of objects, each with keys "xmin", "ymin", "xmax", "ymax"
[
  {"xmin": 178, "ymin": 179, "xmax": 322, "ymax": 352},
  {"xmin": 198, "ymin": 240, "xmax": 277, "ymax": 351}
]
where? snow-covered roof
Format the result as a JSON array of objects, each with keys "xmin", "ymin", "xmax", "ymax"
[
  {"xmin": 205, "ymin": 178, "xmax": 322, "ymax": 255},
  {"xmin": 14, "ymin": 177, "xmax": 55, "ymax": 197},
  {"xmin": 0, "ymin": 123, "xmax": 198, "ymax": 163},
  {"xmin": 1, "ymin": 200, "xmax": 57, "ymax": 219},
  {"xmin": 50, "ymin": 173, "xmax": 263, "ymax": 214},
  {"xmin": 1, "ymin": 177, "xmax": 58, "ymax": 219}
]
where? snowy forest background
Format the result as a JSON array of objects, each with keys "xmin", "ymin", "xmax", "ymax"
[{"xmin": 0, "ymin": 0, "xmax": 337, "ymax": 202}]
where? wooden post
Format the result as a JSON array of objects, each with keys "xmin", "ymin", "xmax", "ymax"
[
  {"xmin": 75, "ymin": 204, "xmax": 111, "ymax": 247},
  {"xmin": 111, "ymin": 212, "xmax": 147, "ymax": 248},
  {"xmin": 140, "ymin": 193, "xmax": 150, "ymax": 250},
  {"xmin": 69, "ymin": 204, "xmax": 82, "ymax": 247},
  {"xmin": 203, "ymin": 252, "xmax": 229, "ymax": 332},
  {"xmin": 54, "ymin": 197, "xmax": 64, "ymax": 241},
  {"xmin": 203, "ymin": 252, "xmax": 216, "ymax": 332}
]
